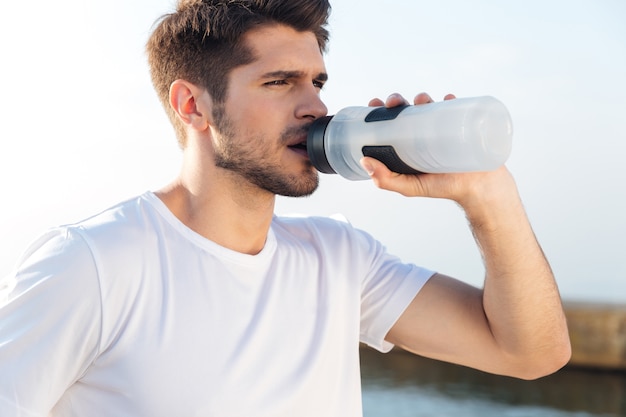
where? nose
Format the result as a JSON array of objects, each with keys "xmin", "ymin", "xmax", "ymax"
[{"xmin": 296, "ymin": 88, "xmax": 328, "ymax": 121}]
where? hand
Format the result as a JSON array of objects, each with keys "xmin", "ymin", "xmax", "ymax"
[{"xmin": 361, "ymin": 92, "xmax": 512, "ymax": 208}]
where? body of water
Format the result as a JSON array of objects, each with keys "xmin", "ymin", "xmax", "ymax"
[{"xmin": 360, "ymin": 347, "xmax": 626, "ymax": 417}]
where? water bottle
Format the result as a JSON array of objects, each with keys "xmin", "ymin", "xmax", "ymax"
[{"xmin": 307, "ymin": 96, "xmax": 513, "ymax": 181}]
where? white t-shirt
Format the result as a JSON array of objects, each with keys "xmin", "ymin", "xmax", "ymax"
[{"xmin": 0, "ymin": 192, "xmax": 433, "ymax": 417}]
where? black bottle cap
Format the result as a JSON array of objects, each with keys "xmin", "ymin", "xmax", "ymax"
[{"xmin": 306, "ymin": 115, "xmax": 336, "ymax": 174}]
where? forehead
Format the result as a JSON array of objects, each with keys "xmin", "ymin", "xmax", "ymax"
[{"xmin": 239, "ymin": 24, "xmax": 326, "ymax": 76}]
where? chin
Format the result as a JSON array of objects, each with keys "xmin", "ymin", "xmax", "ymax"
[{"xmin": 276, "ymin": 171, "xmax": 319, "ymax": 198}]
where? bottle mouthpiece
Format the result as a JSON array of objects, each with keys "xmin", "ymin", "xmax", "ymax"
[{"xmin": 307, "ymin": 115, "xmax": 335, "ymax": 174}]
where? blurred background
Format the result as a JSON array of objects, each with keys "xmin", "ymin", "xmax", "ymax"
[
  {"xmin": 360, "ymin": 346, "xmax": 625, "ymax": 417},
  {"xmin": 1, "ymin": 0, "xmax": 624, "ymax": 415},
  {"xmin": 1, "ymin": 0, "xmax": 624, "ymax": 302}
]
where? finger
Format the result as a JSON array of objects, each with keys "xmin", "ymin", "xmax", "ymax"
[
  {"xmin": 360, "ymin": 157, "xmax": 424, "ymax": 197},
  {"xmin": 414, "ymin": 92, "xmax": 434, "ymax": 105},
  {"xmin": 368, "ymin": 98, "xmax": 385, "ymax": 107},
  {"xmin": 443, "ymin": 93, "xmax": 456, "ymax": 101},
  {"xmin": 385, "ymin": 93, "xmax": 409, "ymax": 108},
  {"xmin": 360, "ymin": 156, "xmax": 394, "ymax": 184}
]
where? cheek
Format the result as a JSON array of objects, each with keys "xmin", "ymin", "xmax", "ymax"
[
  {"xmin": 224, "ymin": 97, "xmax": 288, "ymax": 148},
  {"xmin": 227, "ymin": 102, "xmax": 263, "ymax": 133}
]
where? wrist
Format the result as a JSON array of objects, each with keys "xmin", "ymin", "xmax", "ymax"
[{"xmin": 456, "ymin": 168, "xmax": 525, "ymax": 229}]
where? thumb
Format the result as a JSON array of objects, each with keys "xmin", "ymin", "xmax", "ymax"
[
  {"xmin": 360, "ymin": 156, "xmax": 386, "ymax": 177},
  {"xmin": 359, "ymin": 157, "xmax": 396, "ymax": 186},
  {"xmin": 360, "ymin": 156, "xmax": 424, "ymax": 197}
]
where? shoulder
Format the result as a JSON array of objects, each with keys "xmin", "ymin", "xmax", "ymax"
[
  {"xmin": 272, "ymin": 214, "xmax": 382, "ymax": 255},
  {"xmin": 60, "ymin": 193, "xmax": 171, "ymax": 263},
  {"xmin": 8, "ymin": 193, "xmax": 162, "ymax": 300},
  {"xmin": 75, "ymin": 193, "xmax": 157, "ymax": 239},
  {"xmin": 9, "ymin": 227, "xmax": 97, "ymax": 285},
  {"xmin": 3, "ymin": 227, "xmax": 102, "ymax": 331}
]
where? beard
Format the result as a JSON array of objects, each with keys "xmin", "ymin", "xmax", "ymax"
[{"xmin": 211, "ymin": 106, "xmax": 319, "ymax": 198}]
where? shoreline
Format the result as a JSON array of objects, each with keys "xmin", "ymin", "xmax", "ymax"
[{"xmin": 563, "ymin": 301, "xmax": 626, "ymax": 371}]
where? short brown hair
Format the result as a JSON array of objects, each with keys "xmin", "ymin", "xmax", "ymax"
[{"xmin": 146, "ymin": 0, "xmax": 331, "ymax": 147}]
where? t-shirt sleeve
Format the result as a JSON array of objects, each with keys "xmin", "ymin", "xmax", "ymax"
[
  {"xmin": 0, "ymin": 228, "xmax": 102, "ymax": 416},
  {"xmin": 354, "ymin": 227, "xmax": 435, "ymax": 353}
]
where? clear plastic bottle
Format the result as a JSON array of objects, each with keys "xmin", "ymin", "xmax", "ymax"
[{"xmin": 307, "ymin": 96, "xmax": 513, "ymax": 180}]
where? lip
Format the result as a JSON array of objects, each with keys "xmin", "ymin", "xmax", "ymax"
[
  {"xmin": 287, "ymin": 143, "xmax": 309, "ymax": 158},
  {"xmin": 286, "ymin": 133, "xmax": 309, "ymax": 156},
  {"xmin": 286, "ymin": 133, "xmax": 308, "ymax": 148}
]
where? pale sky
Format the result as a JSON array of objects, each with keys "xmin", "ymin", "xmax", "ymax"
[{"xmin": 1, "ymin": 0, "xmax": 625, "ymax": 302}]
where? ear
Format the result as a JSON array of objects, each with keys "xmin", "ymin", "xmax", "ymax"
[{"xmin": 169, "ymin": 80, "xmax": 212, "ymax": 131}]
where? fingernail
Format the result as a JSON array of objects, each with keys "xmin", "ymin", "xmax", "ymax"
[{"xmin": 360, "ymin": 159, "xmax": 374, "ymax": 175}]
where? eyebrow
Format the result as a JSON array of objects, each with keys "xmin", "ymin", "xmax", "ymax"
[{"xmin": 260, "ymin": 70, "xmax": 328, "ymax": 82}]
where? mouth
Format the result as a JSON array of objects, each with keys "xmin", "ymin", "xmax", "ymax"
[
  {"xmin": 287, "ymin": 138, "xmax": 309, "ymax": 157},
  {"xmin": 288, "ymin": 140, "xmax": 307, "ymax": 151}
]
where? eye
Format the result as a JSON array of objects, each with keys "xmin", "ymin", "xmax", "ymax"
[
  {"xmin": 313, "ymin": 79, "xmax": 325, "ymax": 90},
  {"xmin": 264, "ymin": 80, "xmax": 288, "ymax": 86}
]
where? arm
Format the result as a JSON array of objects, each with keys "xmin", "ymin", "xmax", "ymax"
[
  {"xmin": 363, "ymin": 93, "xmax": 571, "ymax": 380},
  {"xmin": 0, "ymin": 229, "xmax": 102, "ymax": 414}
]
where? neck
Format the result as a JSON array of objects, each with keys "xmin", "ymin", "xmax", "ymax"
[{"xmin": 156, "ymin": 156, "xmax": 276, "ymax": 256}]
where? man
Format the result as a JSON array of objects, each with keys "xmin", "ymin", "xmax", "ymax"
[{"xmin": 0, "ymin": 0, "xmax": 570, "ymax": 416}]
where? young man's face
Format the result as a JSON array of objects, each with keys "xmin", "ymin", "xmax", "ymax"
[{"xmin": 209, "ymin": 24, "xmax": 329, "ymax": 197}]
